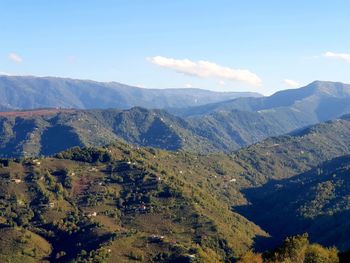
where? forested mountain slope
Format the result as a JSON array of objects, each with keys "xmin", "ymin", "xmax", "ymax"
[
  {"xmin": 236, "ymin": 155, "xmax": 350, "ymax": 252},
  {"xmin": 169, "ymin": 81, "xmax": 350, "ymax": 149}
]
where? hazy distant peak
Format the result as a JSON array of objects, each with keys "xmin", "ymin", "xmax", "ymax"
[{"xmin": 0, "ymin": 75, "xmax": 262, "ymax": 111}]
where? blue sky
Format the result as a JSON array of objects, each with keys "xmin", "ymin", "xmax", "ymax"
[{"xmin": 1, "ymin": 0, "xmax": 350, "ymax": 94}]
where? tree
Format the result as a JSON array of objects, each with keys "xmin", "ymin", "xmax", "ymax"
[
  {"xmin": 238, "ymin": 251, "xmax": 263, "ymax": 263},
  {"xmin": 305, "ymin": 244, "xmax": 339, "ymax": 263}
]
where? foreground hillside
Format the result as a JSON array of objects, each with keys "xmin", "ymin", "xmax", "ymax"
[
  {"xmin": 1, "ymin": 140, "xmax": 349, "ymax": 262},
  {"xmin": 0, "ymin": 142, "xmax": 266, "ymax": 262},
  {"xmin": 0, "ymin": 75, "xmax": 259, "ymax": 110}
]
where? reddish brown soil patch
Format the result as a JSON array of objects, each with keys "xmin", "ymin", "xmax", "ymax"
[
  {"xmin": 0, "ymin": 108, "xmax": 76, "ymax": 117},
  {"xmin": 72, "ymin": 176, "xmax": 94, "ymax": 196}
]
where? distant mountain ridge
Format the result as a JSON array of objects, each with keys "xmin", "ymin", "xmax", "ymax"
[
  {"xmin": 0, "ymin": 75, "xmax": 261, "ymax": 110},
  {"xmin": 173, "ymin": 80, "xmax": 350, "ymax": 116},
  {"xmin": 171, "ymin": 81, "xmax": 350, "ymax": 147}
]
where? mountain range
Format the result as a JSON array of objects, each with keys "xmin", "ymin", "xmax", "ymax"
[
  {"xmin": 2, "ymin": 80, "xmax": 350, "ymax": 157},
  {"xmin": 0, "ymin": 75, "xmax": 260, "ymax": 110},
  {"xmin": 172, "ymin": 81, "xmax": 350, "ymax": 147}
]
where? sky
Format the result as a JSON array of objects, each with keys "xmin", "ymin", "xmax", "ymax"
[{"xmin": 1, "ymin": 0, "xmax": 350, "ymax": 95}]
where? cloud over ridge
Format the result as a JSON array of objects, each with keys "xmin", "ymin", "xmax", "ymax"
[
  {"xmin": 283, "ymin": 79, "xmax": 300, "ymax": 87},
  {"xmin": 323, "ymin": 51, "xmax": 350, "ymax": 62},
  {"xmin": 148, "ymin": 56, "xmax": 262, "ymax": 86}
]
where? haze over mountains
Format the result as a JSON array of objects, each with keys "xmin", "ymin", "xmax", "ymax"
[
  {"xmin": 173, "ymin": 80, "xmax": 350, "ymax": 128},
  {"xmin": 0, "ymin": 75, "xmax": 261, "ymax": 110}
]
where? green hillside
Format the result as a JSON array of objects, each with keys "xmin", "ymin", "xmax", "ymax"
[
  {"xmin": 236, "ymin": 155, "xmax": 350, "ymax": 252},
  {"xmin": 230, "ymin": 116, "xmax": 350, "ymax": 187},
  {"xmin": 0, "ymin": 106, "xmax": 292, "ymax": 158},
  {"xmin": 0, "ymin": 108, "xmax": 217, "ymax": 158},
  {"xmin": 0, "ymin": 228, "xmax": 52, "ymax": 263},
  {"xmin": 0, "ymin": 142, "xmax": 266, "ymax": 262}
]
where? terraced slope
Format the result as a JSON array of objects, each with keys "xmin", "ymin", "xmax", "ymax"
[{"xmin": 0, "ymin": 143, "xmax": 266, "ymax": 262}]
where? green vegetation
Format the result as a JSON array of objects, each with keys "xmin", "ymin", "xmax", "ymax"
[
  {"xmin": 0, "ymin": 228, "xmax": 52, "ymax": 263},
  {"xmin": 0, "ymin": 142, "xmax": 266, "ymax": 262},
  {"xmin": 0, "ymin": 107, "xmax": 218, "ymax": 158},
  {"xmin": 235, "ymin": 155, "xmax": 350, "ymax": 252},
  {"xmin": 238, "ymin": 234, "xmax": 340, "ymax": 263}
]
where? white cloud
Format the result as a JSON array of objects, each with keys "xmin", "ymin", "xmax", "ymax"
[
  {"xmin": 185, "ymin": 83, "xmax": 193, "ymax": 88},
  {"xmin": 148, "ymin": 56, "xmax": 262, "ymax": 86},
  {"xmin": 283, "ymin": 79, "xmax": 300, "ymax": 88},
  {"xmin": 0, "ymin": 72, "xmax": 12, "ymax": 76},
  {"xmin": 8, "ymin": 53, "xmax": 23, "ymax": 63},
  {"xmin": 323, "ymin": 51, "xmax": 350, "ymax": 62}
]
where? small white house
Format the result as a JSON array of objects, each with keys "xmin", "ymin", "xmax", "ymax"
[
  {"xmin": 11, "ymin": 179, "xmax": 22, "ymax": 184},
  {"xmin": 88, "ymin": 212, "xmax": 97, "ymax": 217}
]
